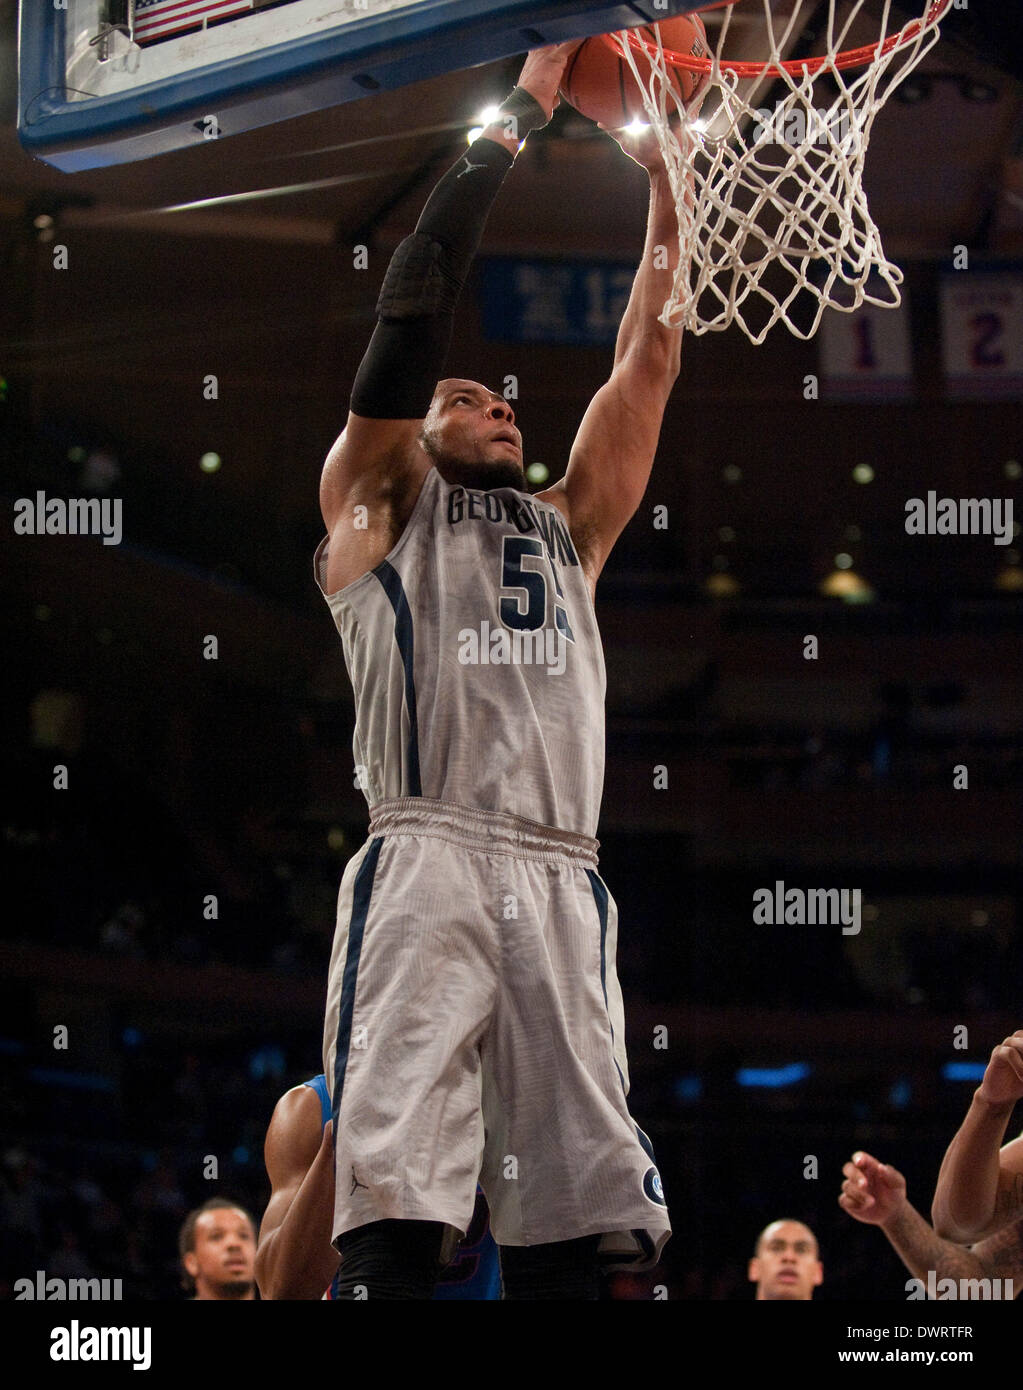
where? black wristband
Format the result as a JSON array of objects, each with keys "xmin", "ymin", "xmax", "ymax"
[{"xmin": 497, "ymin": 84, "xmax": 550, "ymax": 136}]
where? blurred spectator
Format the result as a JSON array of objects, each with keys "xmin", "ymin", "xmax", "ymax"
[{"xmin": 178, "ymin": 1199, "xmax": 257, "ymax": 1301}]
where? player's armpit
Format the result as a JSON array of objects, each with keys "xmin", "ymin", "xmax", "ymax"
[{"xmin": 319, "ymin": 415, "xmax": 426, "ymax": 532}]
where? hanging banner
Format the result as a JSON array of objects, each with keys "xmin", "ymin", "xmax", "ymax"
[
  {"xmin": 818, "ymin": 282, "xmax": 914, "ymax": 400},
  {"xmin": 480, "ymin": 258, "xmax": 635, "ymax": 347},
  {"xmin": 941, "ymin": 271, "xmax": 1023, "ymax": 400}
]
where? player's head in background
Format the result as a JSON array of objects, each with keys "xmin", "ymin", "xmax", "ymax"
[
  {"xmin": 179, "ymin": 1197, "xmax": 257, "ymax": 1300},
  {"xmin": 420, "ymin": 379, "xmax": 525, "ymax": 491},
  {"xmin": 748, "ymin": 1219, "xmax": 822, "ymax": 1301}
]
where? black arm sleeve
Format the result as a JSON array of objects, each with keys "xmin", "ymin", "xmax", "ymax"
[
  {"xmin": 349, "ymin": 136, "xmax": 514, "ymax": 419},
  {"xmin": 348, "ymin": 83, "xmax": 549, "ymax": 419}
]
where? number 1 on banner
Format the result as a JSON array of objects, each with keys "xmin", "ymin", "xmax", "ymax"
[{"xmin": 818, "ymin": 293, "xmax": 914, "ymax": 401}]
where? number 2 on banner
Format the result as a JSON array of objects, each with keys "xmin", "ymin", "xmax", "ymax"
[
  {"xmin": 941, "ymin": 275, "xmax": 1023, "ymax": 399},
  {"xmin": 970, "ymin": 312, "xmax": 1006, "ymax": 369}
]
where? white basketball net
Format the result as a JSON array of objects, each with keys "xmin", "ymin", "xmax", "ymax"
[{"xmin": 616, "ymin": 0, "xmax": 950, "ymax": 343}]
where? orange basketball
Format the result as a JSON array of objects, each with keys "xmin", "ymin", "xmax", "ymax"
[{"xmin": 560, "ymin": 13, "xmax": 709, "ymax": 128}]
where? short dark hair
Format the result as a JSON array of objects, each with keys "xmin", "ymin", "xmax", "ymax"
[
  {"xmin": 754, "ymin": 1218, "xmax": 819, "ymax": 1258},
  {"xmin": 178, "ymin": 1197, "xmax": 255, "ymax": 1290}
]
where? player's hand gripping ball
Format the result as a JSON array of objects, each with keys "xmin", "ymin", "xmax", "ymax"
[{"xmin": 559, "ymin": 13, "xmax": 710, "ymax": 129}]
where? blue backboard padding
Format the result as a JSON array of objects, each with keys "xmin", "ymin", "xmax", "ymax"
[{"xmin": 18, "ymin": 0, "xmax": 709, "ymax": 170}]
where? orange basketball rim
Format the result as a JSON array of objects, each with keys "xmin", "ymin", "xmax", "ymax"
[{"xmin": 604, "ymin": 0, "xmax": 954, "ymax": 79}]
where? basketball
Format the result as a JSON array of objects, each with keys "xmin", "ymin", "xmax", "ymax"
[{"xmin": 560, "ymin": 14, "xmax": 709, "ymax": 129}]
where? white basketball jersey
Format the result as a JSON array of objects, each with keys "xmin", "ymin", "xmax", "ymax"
[{"xmin": 314, "ymin": 467, "xmax": 606, "ymax": 837}]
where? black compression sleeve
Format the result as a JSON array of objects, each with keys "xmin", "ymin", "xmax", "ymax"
[
  {"xmin": 349, "ymin": 136, "xmax": 515, "ymax": 419},
  {"xmin": 332, "ymin": 1219, "xmax": 446, "ymax": 1300},
  {"xmin": 414, "ymin": 136, "xmax": 514, "ymax": 286},
  {"xmin": 499, "ymin": 1235, "xmax": 602, "ymax": 1300}
]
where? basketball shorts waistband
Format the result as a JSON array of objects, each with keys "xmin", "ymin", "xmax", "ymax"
[{"xmin": 366, "ymin": 797, "xmax": 599, "ymax": 867}]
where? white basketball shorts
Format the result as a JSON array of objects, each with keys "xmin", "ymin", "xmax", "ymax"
[{"xmin": 322, "ymin": 797, "xmax": 670, "ymax": 1269}]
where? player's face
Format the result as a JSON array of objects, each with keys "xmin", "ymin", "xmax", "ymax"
[
  {"xmin": 748, "ymin": 1221, "xmax": 822, "ymax": 1301},
  {"xmin": 421, "ymin": 380, "xmax": 525, "ymax": 491},
  {"xmin": 185, "ymin": 1208, "xmax": 256, "ymax": 1299}
]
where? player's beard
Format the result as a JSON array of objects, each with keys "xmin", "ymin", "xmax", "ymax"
[
  {"xmin": 445, "ymin": 459, "xmax": 526, "ymax": 491},
  {"xmin": 421, "ymin": 434, "xmax": 526, "ymax": 492},
  {"xmin": 214, "ymin": 1278, "xmax": 254, "ymax": 1299}
]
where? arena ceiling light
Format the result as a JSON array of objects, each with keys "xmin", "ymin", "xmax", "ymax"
[
  {"xmin": 705, "ymin": 571, "xmax": 741, "ymax": 598},
  {"xmin": 820, "ymin": 568, "xmax": 875, "ymax": 603}
]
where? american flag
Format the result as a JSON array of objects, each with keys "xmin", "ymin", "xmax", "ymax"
[{"xmin": 133, "ymin": 0, "xmax": 255, "ymax": 46}]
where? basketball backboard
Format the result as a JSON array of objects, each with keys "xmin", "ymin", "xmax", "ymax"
[{"xmin": 18, "ymin": 0, "xmax": 709, "ymax": 172}]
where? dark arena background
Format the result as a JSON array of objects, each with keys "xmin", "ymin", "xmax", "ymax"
[{"xmin": 1, "ymin": 0, "xmax": 1022, "ymax": 1359}]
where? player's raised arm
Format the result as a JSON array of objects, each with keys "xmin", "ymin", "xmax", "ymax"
[
  {"xmin": 537, "ymin": 127, "xmax": 686, "ymax": 586},
  {"xmin": 255, "ymin": 1085, "xmax": 338, "ymax": 1300},
  {"xmin": 319, "ymin": 43, "xmax": 577, "ymax": 543},
  {"xmin": 931, "ymin": 1031, "xmax": 1023, "ymax": 1243},
  {"xmin": 839, "ymin": 1150, "xmax": 1023, "ymax": 1294}
]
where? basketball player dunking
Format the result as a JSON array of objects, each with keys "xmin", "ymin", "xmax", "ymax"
[{"xmin": 316, "ymin": 42, "xmax": 685, "ymax": 1299}]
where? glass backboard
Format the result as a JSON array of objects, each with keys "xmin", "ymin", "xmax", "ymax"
[{"xmin": 19, "ymin": 0, "xmax": 706, "ymax": 171}]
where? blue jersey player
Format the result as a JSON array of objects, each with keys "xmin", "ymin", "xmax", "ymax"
[{"xmin": 255, "ymin": 1076, "xmax": 500, "ymax": 1299}]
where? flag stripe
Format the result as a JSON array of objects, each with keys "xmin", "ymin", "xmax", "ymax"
[{"xmin": 135, "ymin": 0, "xmax": 253, "ymax": 44}]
